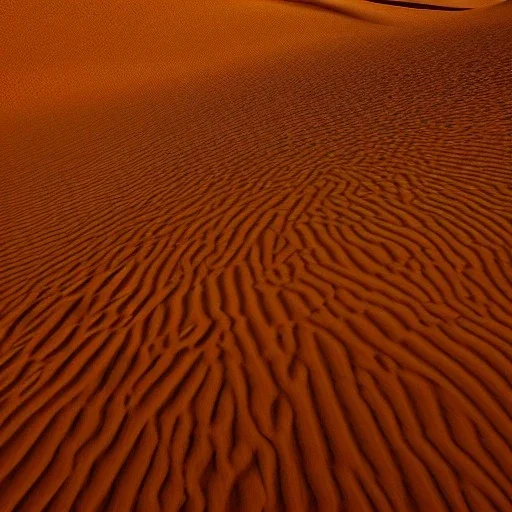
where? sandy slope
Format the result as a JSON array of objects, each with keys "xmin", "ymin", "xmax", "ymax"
[{"xmin": 1, "ymin": 0, "xmax": 511, "ymax": 510}]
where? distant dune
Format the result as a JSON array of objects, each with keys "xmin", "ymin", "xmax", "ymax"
[{"xmin": 1, "ymin": 1, "xmax": 511, "ymax": 510}]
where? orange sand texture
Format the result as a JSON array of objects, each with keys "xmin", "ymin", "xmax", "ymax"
[{"xmin": 1, "ymin": 0, "xmax": 512, "ymax": 510}]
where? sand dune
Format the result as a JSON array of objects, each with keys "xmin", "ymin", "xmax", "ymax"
[{"xmin": 1, "ymin": 0, "xmax": 511, "ymax": 510}]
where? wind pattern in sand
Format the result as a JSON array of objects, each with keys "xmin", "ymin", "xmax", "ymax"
[{"xmin": 1, "ymin": 0, "xmax": 511, "ymax": 511}]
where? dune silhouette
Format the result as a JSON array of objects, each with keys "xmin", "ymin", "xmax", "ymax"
[{"xmin": 364, "ymin": 0, "xmax": 472, "ymax": 10}]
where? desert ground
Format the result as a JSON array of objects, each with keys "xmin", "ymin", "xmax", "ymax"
[{"xmin": 1, "ymin": 0, "xmax": 511, "ymax": 510}]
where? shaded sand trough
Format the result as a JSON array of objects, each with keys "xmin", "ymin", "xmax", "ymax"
[{"xmin": 1, "ymin": 0, "xmax": 512, "ymax": 510}]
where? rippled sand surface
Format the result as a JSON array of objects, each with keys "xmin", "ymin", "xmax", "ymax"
[{"xmin": 1, "ymin": 1, "xmax": 511, "ymax": 510}]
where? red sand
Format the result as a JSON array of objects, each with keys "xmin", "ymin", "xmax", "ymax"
[{"xmin": 1, "ymin": 1, "xmax": 511, "ymax": 510}]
